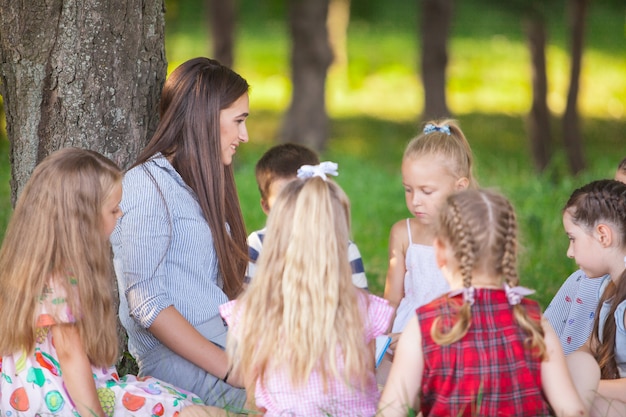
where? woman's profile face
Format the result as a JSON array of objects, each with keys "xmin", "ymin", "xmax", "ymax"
[{"xmin": 219, "ymin": 93, "xmax": 250, "ymax": 165}]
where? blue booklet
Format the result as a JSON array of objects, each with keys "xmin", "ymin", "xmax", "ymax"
[{"xmin": 375, "ymin": 335, "xmax": 391, "ymax": 368}]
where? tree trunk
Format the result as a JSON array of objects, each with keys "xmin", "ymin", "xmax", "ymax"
[
  {"xmin": 328, "ymin": 0, "xmax": 350, "ymax": 77},
  {"xmin": 562, "ymin": 0, "xmax": 588, "ymax": 175},
  {"xmin": 207, "ymin": 0, "xmax": 236, "ymax": 68},
  {"xmin": 524, "ymin": 15, "xmax": 552, "ymax": 172},
  {"xmin": 0, "ymin": 0, "xmax": 167, "ymax": 203},
  {"xmin": 281, "ymin": 0, "xmax": 333, "ymax": 151},
  {"xmin": 420, "ymin": 0, "xmax": 452, "ymax": 121}
]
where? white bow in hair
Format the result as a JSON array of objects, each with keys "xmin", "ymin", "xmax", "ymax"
[
  {"xmin": 504, "ymin": 284, "xmax": 535, "ymax": 306},
  {"xmin": 297, "ymin": 161, "xmax": 339, "ymax": 181}
]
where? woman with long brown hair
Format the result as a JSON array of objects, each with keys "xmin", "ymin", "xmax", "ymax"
[{"xmin": 111, "ymin": 57, "xmax": 249, "ymax": 408}]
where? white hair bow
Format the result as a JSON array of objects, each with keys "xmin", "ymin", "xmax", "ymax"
[
  {"xmin": 449, "ymin": 286, "xmax": 476, "ymax": 305},
  {"xmin": 504, "ymin": 284, "xmax": 535, "ymax": 306},
  {"xmin": 297, "ymin": 161, "xmax": 339, "ymax": 181}
]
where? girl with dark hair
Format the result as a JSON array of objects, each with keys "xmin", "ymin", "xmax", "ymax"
[
  {"xmin": 111, "ymin": 57, "xmax": 249, "ymax": 409},
  {"xmin": 562, "ymin": 180, "xmax": 626, "ymax": 416}
]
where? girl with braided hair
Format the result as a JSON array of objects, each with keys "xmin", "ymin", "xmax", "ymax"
[
  {"xmin": 379, "ymin": 189, "xmax": 591, "ymax": 417},
  {"xmin": 562, "ymin": 179, "xmax": 626, "ymax": 416}
]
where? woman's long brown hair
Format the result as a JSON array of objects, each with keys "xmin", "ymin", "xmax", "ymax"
[{"xmin": 133, "ymin": 58, "xmax": 249, "ymax": 299}]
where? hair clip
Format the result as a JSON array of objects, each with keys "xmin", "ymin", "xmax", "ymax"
[
  {"xmin": 504, "ymin": 284, "xmax": 535, "ymax": 306},
  {"xmin": 423, "ymin": 123, "xmax": 451, "ymax": 136},
  {"xmin": 449, "ymin": 286, "xmax": 475, "ymax": 305},
  {"xmin": 297, "ymin": 161, "xmax": 339, "ymax": 181}
]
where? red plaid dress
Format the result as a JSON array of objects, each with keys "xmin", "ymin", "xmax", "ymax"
[{"xmin": 417, "ymin": 288, "xmax": 553, "ymax": 417}]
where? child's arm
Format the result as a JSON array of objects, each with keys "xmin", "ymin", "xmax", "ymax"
[
  {"xmin": 596, "ymin": 305, "xmax": 626, "ymax": 402},
  {"xmin": 51, "ymin": 323, "xmax": 106, "ymax": 417},
  {"xmin": 378, "ymin": 315, "xmax": 423, "ymax": 417},
  {"xmin": 540, "ymin": 318, "xmax": 591, "ymax": 417},
  {"xmin": 383, "ymin": 221, "xmax": 408, "ymax": 312},
  {"xmin": 597, "ymin": 379, "xmax": 626, "ymax": 402}
]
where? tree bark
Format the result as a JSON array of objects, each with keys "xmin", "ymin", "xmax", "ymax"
[
  {"xmin": 524, "ymin": 15, "xmax": 552, "ymax": 172},
  {"xmin": 0, "ymin": 0, "xmax": 167, "ymax": 203},
  {"xmin": 207, "ymin": 0, "xmax": 236, "ymax": 68},
  {"xmin": 420, "ymin": 0, "xmax": 452, "ymax": 121},
  {"xmin": 281, "ymin": 0, "xmax": 333, "ymax": 151},
  {"xmin": 562, "ymin": 0, "xmax": 588, "ymax": 175}
]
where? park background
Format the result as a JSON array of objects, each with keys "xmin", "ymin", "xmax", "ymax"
[{"xmin": 1, "ymin": 0, "xmax": 625, "ymax": 307}]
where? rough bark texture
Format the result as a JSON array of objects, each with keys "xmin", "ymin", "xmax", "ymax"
[
  {"xmin": 420, "ymin": 0, "xmax": 452, "ymax": 121},
  {"xmin": 0, "ymin": 0, "xmax": 167, "ymax": 203},
  {"xmin": 562, "ymin": 0, "xmax": 587, "ymax": 175},
  {"xmin": 524, "ymin": 16, "xmax": 552, "ymax": 172},
  {"xmin": 281, "ymin": 0, "xmax": 333, "ymax": 151},
  {"xmin": 207, "ymin": 0, "xmax": 236, "ymax": 67}
]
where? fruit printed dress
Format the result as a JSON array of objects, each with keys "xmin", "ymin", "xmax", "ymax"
[{"xmin": 0, "ymin": 278, "xmax": 204, "ymax": 416}]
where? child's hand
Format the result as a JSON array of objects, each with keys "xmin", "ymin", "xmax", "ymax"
[{"xmin": 388, "ymin": 332, "xmax": 401, "ymax": 352}]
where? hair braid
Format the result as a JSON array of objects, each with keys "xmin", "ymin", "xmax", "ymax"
[
  {"xmin": 431, "ymin": 197, "xmax": 473, "ymax": 345},
  {"xmin": 501, "ymin": 200, "xmax": 518, "ymax": 287},
  {"xmin": 450, "ymin": 198, "xmax": 475, "ymax": 289},
  {"xmin": 431, "ymin": 189, "xmax": 546, "ymax": 357}
]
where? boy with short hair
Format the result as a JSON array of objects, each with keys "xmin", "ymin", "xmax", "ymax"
[{"xmin": 246, "ymin": 143, "xmax": 369, "ymax": 290}]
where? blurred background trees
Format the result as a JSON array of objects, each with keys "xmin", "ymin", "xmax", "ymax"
[
  {"xmin": 0, "ymin": 0, "xmax": 623, "ymax": 315},
  {"xmin": 0, "ymin": 0, "xmax": 624, "ymax": 200}
]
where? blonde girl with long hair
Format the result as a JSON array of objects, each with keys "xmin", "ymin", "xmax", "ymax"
[
  {"xmin": 0, "ymin": 148, "xmax": 203, "ymax": 416},
  {"xmin": 384, "ymin": 119, "xmax": 476, "ymax": 341},
  {"xmin": 217, "ymin": 164, "xmax": 393, "ymax": 417},
  {"xmin": 379, "ymin": 189, "xmax": 592, "ymax": 417}
]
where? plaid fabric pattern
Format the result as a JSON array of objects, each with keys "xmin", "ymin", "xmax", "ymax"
[
  {"xmin": 220, "ymin": 294, "xmax": 394, "ymax": 417},
  {"xmin": 417, "ymin": 289, "xmax": 553, "ymax": 417}
]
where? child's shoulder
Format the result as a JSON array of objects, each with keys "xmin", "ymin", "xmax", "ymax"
[{"xmin": 389, "ymin": 218, "xmax": 411, "ymax": 239}]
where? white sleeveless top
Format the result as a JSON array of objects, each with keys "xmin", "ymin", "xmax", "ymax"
[{"xmin": 391, "ymin": 219, "xmax": 450, "ymax": 333}]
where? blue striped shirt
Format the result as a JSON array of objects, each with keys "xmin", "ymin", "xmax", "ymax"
[
  {"xmin": 110, "ymin": 154, "xmax": 229, "ymax": 359},
  {"xmin": 544, "ymin": 269, "xmax": 607, "ymax": 355},
  {"xmin": 246, "ymin": 227, "xmax": 369, "ymax": 290}
]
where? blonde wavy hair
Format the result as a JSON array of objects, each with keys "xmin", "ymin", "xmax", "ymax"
[
  {"xmin": 0, "ymin": 147, "xmax": 121, "ymax": 367},
  {"xmin": 228, "ymin": 177, "xmax": 371, "ymax": 393},
  {"xmin": 405, "ymin": 119, "xmax": 478, "ymax": 189},
  {"xmin": 431, "ymin": 189, "xmax": 546, "ymax": 359}
]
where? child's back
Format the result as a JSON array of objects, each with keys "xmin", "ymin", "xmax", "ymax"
[
  {"xmin": 418, "ymin": 289, "xmax": 548, "ymax": 416},
  {"xmin": 227, "ymin": 174, "xmax": 393, "ymax": 417}
]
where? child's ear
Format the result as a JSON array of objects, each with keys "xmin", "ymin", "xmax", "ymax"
[
  {"xmin": 595, "ymin": 223, "xmax": 613, "ymax": 247},
  {"xmin": 260, "ymin": 198, "xmax": 271, "ymax": 216},
  {"xmin": 455, "ymin": 177, "xmax": 470, "ymax": 191}
]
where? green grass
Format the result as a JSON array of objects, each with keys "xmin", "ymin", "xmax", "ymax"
[{"xmin": 0, "ymin": 0, "xmax": 624, "ymax": 311}]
